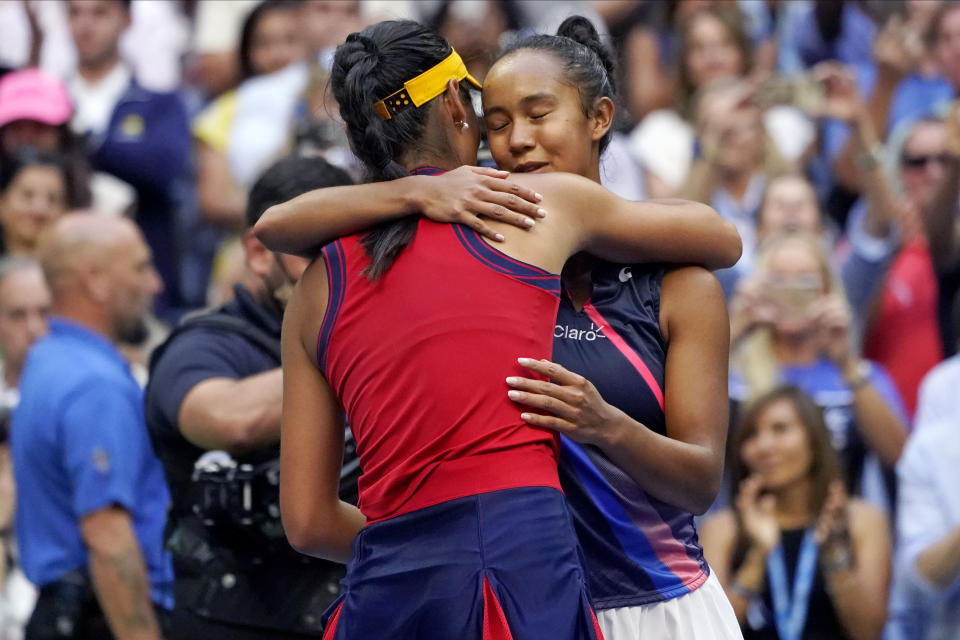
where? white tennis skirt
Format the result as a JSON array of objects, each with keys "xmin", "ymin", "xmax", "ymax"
[{"xmin": 596, "ymin": 571, "xmax": 743, "ymax": 640}]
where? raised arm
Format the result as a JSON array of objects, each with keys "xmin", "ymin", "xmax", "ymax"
[
  {"xmin": 279, "ymin": 260, "xmax": 365, "ymax": 562},
  {"xmin": 820, "ymin": 497, "xmax": 891, "ymax": 640},
  {"xmin": 255, "ymin": 166, "xmax": 545, "ymax": 258}
]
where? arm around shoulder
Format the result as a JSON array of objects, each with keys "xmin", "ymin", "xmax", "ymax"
[{"xmin": 529, "ymin": 173, "xmax": 741, "ymax": 269}]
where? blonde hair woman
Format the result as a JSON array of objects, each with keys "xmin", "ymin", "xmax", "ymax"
[{"xmin": 728, "ymin": 233, "xmax": 906, "ymax": 500}]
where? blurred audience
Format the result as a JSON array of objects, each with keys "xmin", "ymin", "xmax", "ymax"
[
  {"xmin": 188, "ymin": 0, "xmax": 258, "ymax": 99},
  {"xmin": 862, "ymin": 115, "xmax": 950, "ymax": 418},
  {"xmin": 702, "ymin": 385, "xmax": 891, "ymax": 640},
  {"xmin": 0, "ymin": 257, "xmax": 49, "ymax": 640},
  {"xmin": 889, "ymin": 414, "xmax": 960, "ymax": 640},
  {"xmin": 66, "ymin": 0, "xmax": 196, "ymax": 320},
  {"xmin": 0, "ymin": 149, "xmax": 71, "ymax": 257},
  {"xmin": 429, "ymin": 0, "xmax": 524, "ymax": 80},
  {"xmin": 913, "ymin": 296, "xmax": 960, "ymax": 430},
  {"xmin": 729, "ymin": 233, "xmax": 907, "ymax": 504},
  {"xmin": 12, "ymin": 214, "xmax": 170, "ymax": 638},
  {"xmin": 0, "ymin": 68, "xmax": 91, "ymax": 208},
  {"xmin": 193, "ymin": 0, "xmax": 307, "ymax": 229},
  {"xmin": 0, "ymin": 1, "xmax": 955, "ymax": 635},
  {"xmin": 628, "ymin": 5, "xmax": 753, "ymax": 197}
]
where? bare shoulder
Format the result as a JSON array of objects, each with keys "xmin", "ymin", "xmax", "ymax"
[
  {"xmin": 660, "ymin": 266, "xmax": 726, "ymax": 339},
  {"xmin": 507, "ymin": 172, "xmax": 607, "ymax": 211},
  {"xmin": 661, "ymin": 265, "xmax": 723, "ymax": 298},
  {"xmin": 286, "ymin": 257, "xmax": 330, "ymax": 359}
]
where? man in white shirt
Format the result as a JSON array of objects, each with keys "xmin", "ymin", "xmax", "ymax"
[
  {"xmin": 889, "ymin": 418, "xmax": 960, "ymax": 640},
  {"xmin": 65, "ymin": 0, "xmax": 196, "ymax": 321}
]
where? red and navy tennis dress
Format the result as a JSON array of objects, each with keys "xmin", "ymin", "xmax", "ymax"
[
  {"xmin": 553, "ymin": 262, "xmax": 711, "ymax": 611},
  {"xmin": 316, "ymin": 197, "xmax": 604, "ymax": 639}
]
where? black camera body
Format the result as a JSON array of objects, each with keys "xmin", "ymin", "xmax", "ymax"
[{"xmin": 189, "ymin": 451, "xmax": 285, "ymax": 543}]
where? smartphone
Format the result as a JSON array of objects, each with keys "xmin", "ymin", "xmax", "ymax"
[
  {"xmin": 754, "ymin": 75, "xmax": 825, "ymax": 115},
  {"xmin": 763, "ymin": 277, "xmax": 822, "ymax": 317}
]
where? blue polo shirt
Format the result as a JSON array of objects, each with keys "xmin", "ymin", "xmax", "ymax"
[{"xmin": 10, "ymin": 318, "xmax": 174, "ymax": 608}]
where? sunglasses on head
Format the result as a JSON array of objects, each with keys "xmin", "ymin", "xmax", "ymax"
[{"xmin": 901, "ymin": 153, "xmax": 953, "ymax": 169}]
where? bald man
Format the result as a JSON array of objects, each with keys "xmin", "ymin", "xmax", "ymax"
[{"xmin": 10, "ymin": 215, "xmax": 171, "ymax": 639}]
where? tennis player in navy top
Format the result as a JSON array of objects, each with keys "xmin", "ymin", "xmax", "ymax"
[
  {"xmin": 256, "ymin": 16, "xmax": 742, "ymax": 640},
  {"xmin": 489, "ymin": 22, "xmax": 740, "ymax": 637}
]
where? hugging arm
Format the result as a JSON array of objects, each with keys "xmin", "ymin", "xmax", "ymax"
[
  {"xmin": 279, "ymin": 262, "xmax": 366, "ymax": 562},
  {"xmin": 255, "ymin": 166, "xmax": 545, "ymax": 258},
  {"xmin": 507, "ymin": 267, "xmax": 729, "ymax": 515},
  {"xmin": 535, "ymin": 173, "xmax": 742, "ymax": 270}
]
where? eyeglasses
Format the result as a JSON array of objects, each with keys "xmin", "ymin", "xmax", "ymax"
[{"xmin": 901, "ymin": 153, "xmax": 954, "ymax": 169}]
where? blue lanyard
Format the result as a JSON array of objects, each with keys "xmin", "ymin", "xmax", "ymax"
[{"xmin": 766, "ymin": 528, "xmax": 819, "ymax": 640}]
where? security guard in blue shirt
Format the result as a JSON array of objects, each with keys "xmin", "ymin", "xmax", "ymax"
[
  {"xmin": 146, "ymin": 155, "xmax": 358, "ymax": 639},
  {"xmin": 12, "ymin": 214, "xmax": 170, "ymax": 639}
]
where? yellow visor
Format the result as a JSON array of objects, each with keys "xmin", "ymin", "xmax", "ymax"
[{"xmin": 373, "ymin": 48, "xmax": 481, "ymax": 121}]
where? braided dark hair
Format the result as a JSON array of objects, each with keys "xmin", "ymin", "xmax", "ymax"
[
  {"xmin": 499, "ymin": 16, "xmax": 619, "ymax": 154},
  {"xmin": 331, "ymin": 20, "xmax": 470, "ymax": 279}
]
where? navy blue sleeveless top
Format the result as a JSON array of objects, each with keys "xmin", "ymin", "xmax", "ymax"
[{"xmin": 553, "ymin": 262, "xmax": 709, "ymax": 609}]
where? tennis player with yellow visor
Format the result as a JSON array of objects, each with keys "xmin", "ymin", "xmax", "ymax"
[{"xmin": 373, "ymin": 48, "xmax": 482, "ymax": 120}]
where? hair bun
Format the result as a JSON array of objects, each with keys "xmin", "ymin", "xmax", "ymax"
[
  {"xmin": 557, "ymin": 15, "xmax": 602, "ymax": 51},
  {"xmin": 556, "ymin": 16, "xmax": 616, "ymax": 96}
]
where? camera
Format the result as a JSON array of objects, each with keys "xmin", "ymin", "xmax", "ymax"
[{"xmin": 189, "ymin": 451, "xmax": 284, "ymax": 542}]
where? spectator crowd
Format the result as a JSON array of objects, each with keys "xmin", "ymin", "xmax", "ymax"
[{"xmin": 0, "ymin": 0, "xmax": 958, "ymax": 638}]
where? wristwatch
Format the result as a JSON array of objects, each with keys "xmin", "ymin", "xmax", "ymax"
[
  {"xmin": 844, "ymin": 361, "xmax": 871, "ymax": 391},
  {"xmin": 854, "ymin": 144, "xmax": 883, "ymax": 172},
  {"xmin": 821, "ymin": 542, "xmax": 855, "ymax": 574}
]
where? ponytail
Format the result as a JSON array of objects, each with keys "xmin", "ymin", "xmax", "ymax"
[{"xmin": 331, "ymin": 22, "xmax": 463, "ymax": 279}]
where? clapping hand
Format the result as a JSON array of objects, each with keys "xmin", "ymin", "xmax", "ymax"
[
  {"xmin": 873, "ymin": 14, "xmax": 924, "ymax": 81},
  {"xmin": 736, "ymin": 475, "xmax": 781, "ymax": 554},
  {"xmin": 812, "ymin": 62, "xmax": 865, "ymax": 123}
]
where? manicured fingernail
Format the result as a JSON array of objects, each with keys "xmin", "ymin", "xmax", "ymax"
[
  {"xmin": 506, "ymin": 377, "xmax": 520, "ymax": 385},
  {"xmin": 534, "ymin": 192, "xmax": 543, "ymax": 201},
  {"xmin": 517, "ymin": 357, "xmax": 534, "ymax": 364},
  {"xmin": 508, "ymin": 390, "xmax": 522, "ymax": 400},
  {"xmin": 495, "ymin": 233, "xmax": 505, "ymax": 241},
  {"xmin": 520, "ymin": 413, "xmax": 532, "ymax": 421},
  {"xmin": 537, "ymin": 208, "xmax": 548, "ymax": 218},
  {"xmin": 525, "ymin": 218, "xmax": 536, "ymax": 228}
]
